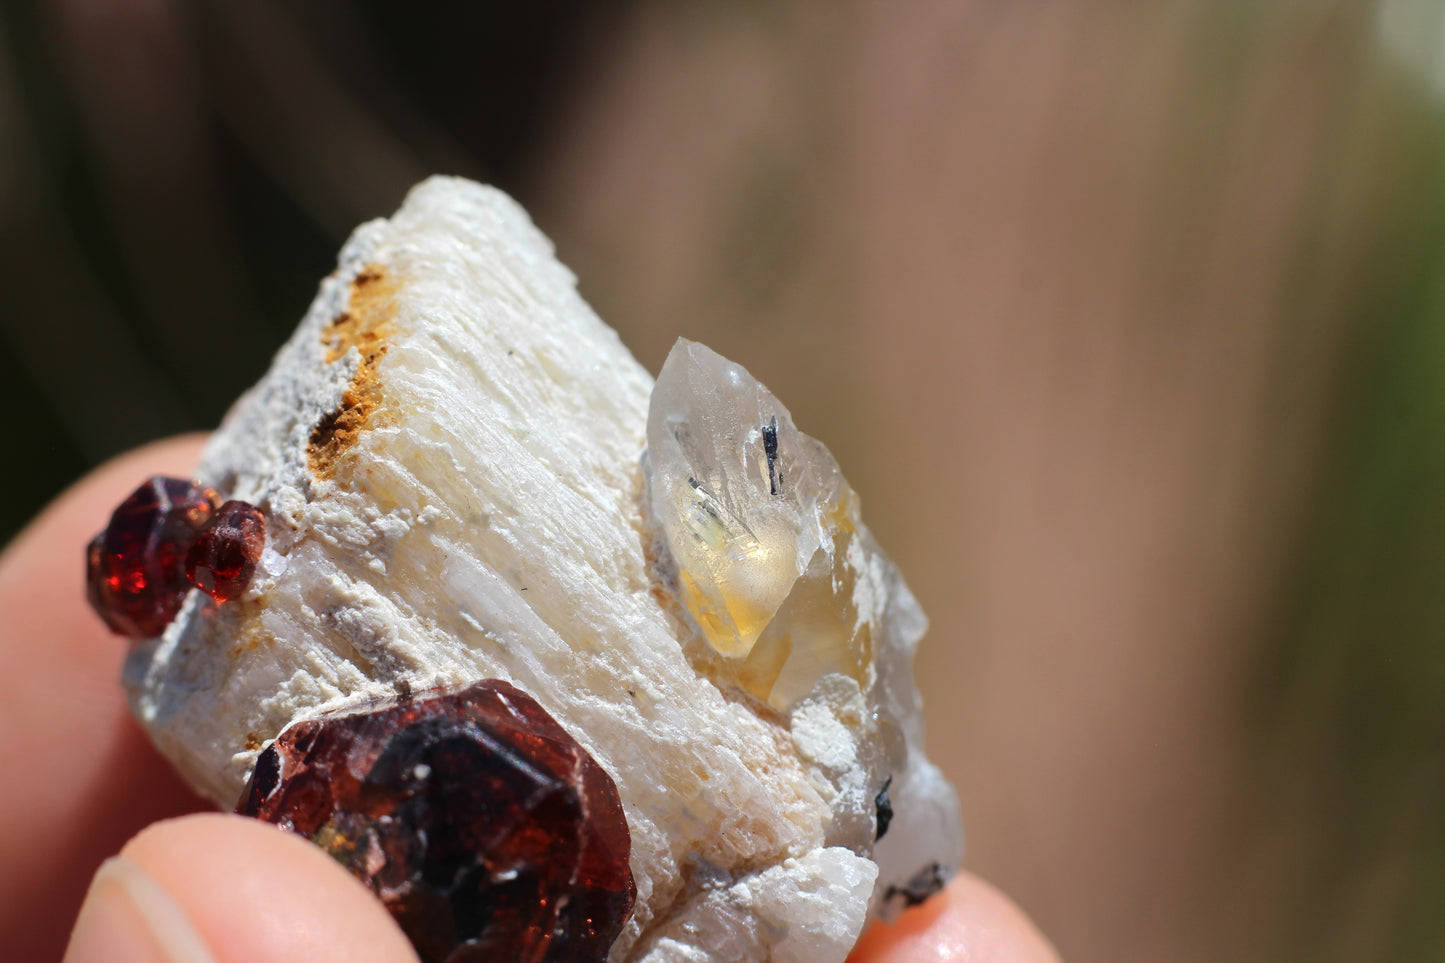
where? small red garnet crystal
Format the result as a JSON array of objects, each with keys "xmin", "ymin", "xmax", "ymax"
[
  {"xmin": 237, "ymin": 680, "xmax": 635, "ymax": 963},
  {"xmin": 86, "ymin": 476, "xmax": 219, "ymax": 637},
  {"xmin": 186, "ymin": 500, "xmax": 266, "ymax": 601}
]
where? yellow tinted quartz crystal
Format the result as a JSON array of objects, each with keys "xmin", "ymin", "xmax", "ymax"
[{"xmin": 645, "ymin": 340, "xmax": 889, "ymax": 710}]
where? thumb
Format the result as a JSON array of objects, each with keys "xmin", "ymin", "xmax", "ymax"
[
  {"xmin": 848, "ymin": 873, "xmax": 1061, "ymax": 963},
  {"xmin": 64, "ymin": 813, "xmax": 419, "ymax": 963}
]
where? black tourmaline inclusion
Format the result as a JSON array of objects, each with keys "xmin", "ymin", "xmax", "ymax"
[{"xmin": 237, "ymin": 680, "xmax": 635, "ymax": 963}]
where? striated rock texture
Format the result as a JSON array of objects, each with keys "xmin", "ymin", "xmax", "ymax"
[{"xmin": 123, "ymin": 176, "xmax": 962, "ymax": 962}]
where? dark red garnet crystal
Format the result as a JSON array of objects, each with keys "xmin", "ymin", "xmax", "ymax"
[
  {"xmin": 237, "ymin": 680, "xmax": 635, "ymax": 963},
  {"xmin": 86, "ymin": 476, "xmax": 219, "ymax": 637},
  {"xmin": 186, "ymin": 500, "xmax": 266, "ymax": 601}
]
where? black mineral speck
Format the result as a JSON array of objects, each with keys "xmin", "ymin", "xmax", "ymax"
[
  {"xmin": 762, "ymin": 416, "xmax": 781, "ymax": 495},
  {"xmin": 250, "ymin": 748, "xmax": 281, "ymax": 800},
  {"xmin": 886, "ymin": 862, "xmax": 949, "ymax": 909},
  {"xmin": 874, "ymin": 777, "xmax": 893, "ymax": 841}
]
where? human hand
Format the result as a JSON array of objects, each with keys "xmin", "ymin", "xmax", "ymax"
[{"xmin": 0, "ymin": 435, "xmax": 1058, "ymax": 962}]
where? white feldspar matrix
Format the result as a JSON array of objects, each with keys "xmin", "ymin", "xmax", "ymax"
[{"xmin": 122, "ymin": 176, "xmax": 963, "ymax": 962}]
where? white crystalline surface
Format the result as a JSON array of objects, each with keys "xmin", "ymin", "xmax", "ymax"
[{"xmin": 123, "ymin": 176, "xmax": 962, "ymax": 961}]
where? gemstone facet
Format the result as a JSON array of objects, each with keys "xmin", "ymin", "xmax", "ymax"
[
  {"xmin": 237, "ymin": 679, "xmax": 635, "ymax": 963},
  {"xmin": 186, "ymin": 500, "xmax": 266, "ymax": 601},
  {"xmin": 86, "ymin": 476, "xmax": 219, "ymax": 637}
]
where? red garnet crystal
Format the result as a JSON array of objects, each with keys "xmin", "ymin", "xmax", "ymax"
[
  {"xmin": 85, "ymin": 476, "xmax": 219, "ymax": 637},
  {"xmin": 186, "ymin": 500, "xmax": 266, "ymax": 601},
  {"xmin": 237, "ymin": 680, "xmax": 635, "ymax": 963}
]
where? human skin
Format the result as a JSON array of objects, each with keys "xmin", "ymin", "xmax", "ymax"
[{"xmin": 0, "ymin": 435, "xmax": 1057, "ymax": 963}]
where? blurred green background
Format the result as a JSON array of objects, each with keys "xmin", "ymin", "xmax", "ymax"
[{"xmin": 5, "ymin": 1, "xmax": 1445, "ymax": 960}]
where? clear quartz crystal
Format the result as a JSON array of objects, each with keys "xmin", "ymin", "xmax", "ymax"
[
  {"xmin": 646, "ymin": 339, "xmax": 885, "ymax": 710},
  {"xmin": 645, "ymin": 339, "xmax": 963, "ymax": 918}
]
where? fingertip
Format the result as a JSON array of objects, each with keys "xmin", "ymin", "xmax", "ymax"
[
  {"xmin": 849, "ymin": 872, "xmax": 1060, "ymax": 963},
  {"xmin": 65, "ymin": 856, "xmax": 217, "ymax": 963},
  {"xmin": 0, "ymin": 434, "xmax": 213, "ymax": 959},
  {"xmin": 67, "ymin": 813, "xmax": 419, "ymax": 963}
]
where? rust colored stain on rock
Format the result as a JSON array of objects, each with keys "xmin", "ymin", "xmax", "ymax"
[
  {"xmin": 309, "ymin": 264, "xmax": 398, "ymax": 478},
  {"xmin": 307, "ymin": 377, "xmax": 382, "ymax": 478},
  {"xmin": 237, "ymin": 680, "xmax": 635, "ymax": 963}
]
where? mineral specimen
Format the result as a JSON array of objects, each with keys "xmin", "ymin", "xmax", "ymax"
[
  {"xmin": 238, "ymin": 680, "xmax": 634, "ymax": 963},
  {"xmin": 119, "ymin": 177, "xmax": 963, "ymax": 962},
  {"xmin": 186, "ymin": 500, "xmax": 266, "ymax": 601},
  {"xmin": 87, "ymin": 476, "xmax": 219, "ymax": 636}
]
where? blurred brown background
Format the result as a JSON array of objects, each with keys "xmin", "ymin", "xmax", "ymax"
[{"xmin": 5, "ymin": 1, "xmax": 1445, "ymax": 960}]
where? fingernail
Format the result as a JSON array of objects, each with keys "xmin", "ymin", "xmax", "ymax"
[{"xmin": 65, "ymin": 856, "xmax": 219, "ymax": 963}]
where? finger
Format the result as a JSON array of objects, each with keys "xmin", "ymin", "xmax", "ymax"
[
  {"xmin": 64, "ymin": 813, "xmax": 419, "ymax": 963},
  {"xmin": 0, "ymin": 435, "xmax": 210, "ymax": 960},
  {"xmin": 848, "ymin": 873, "xmax": 1060, "ymax": 963}
]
